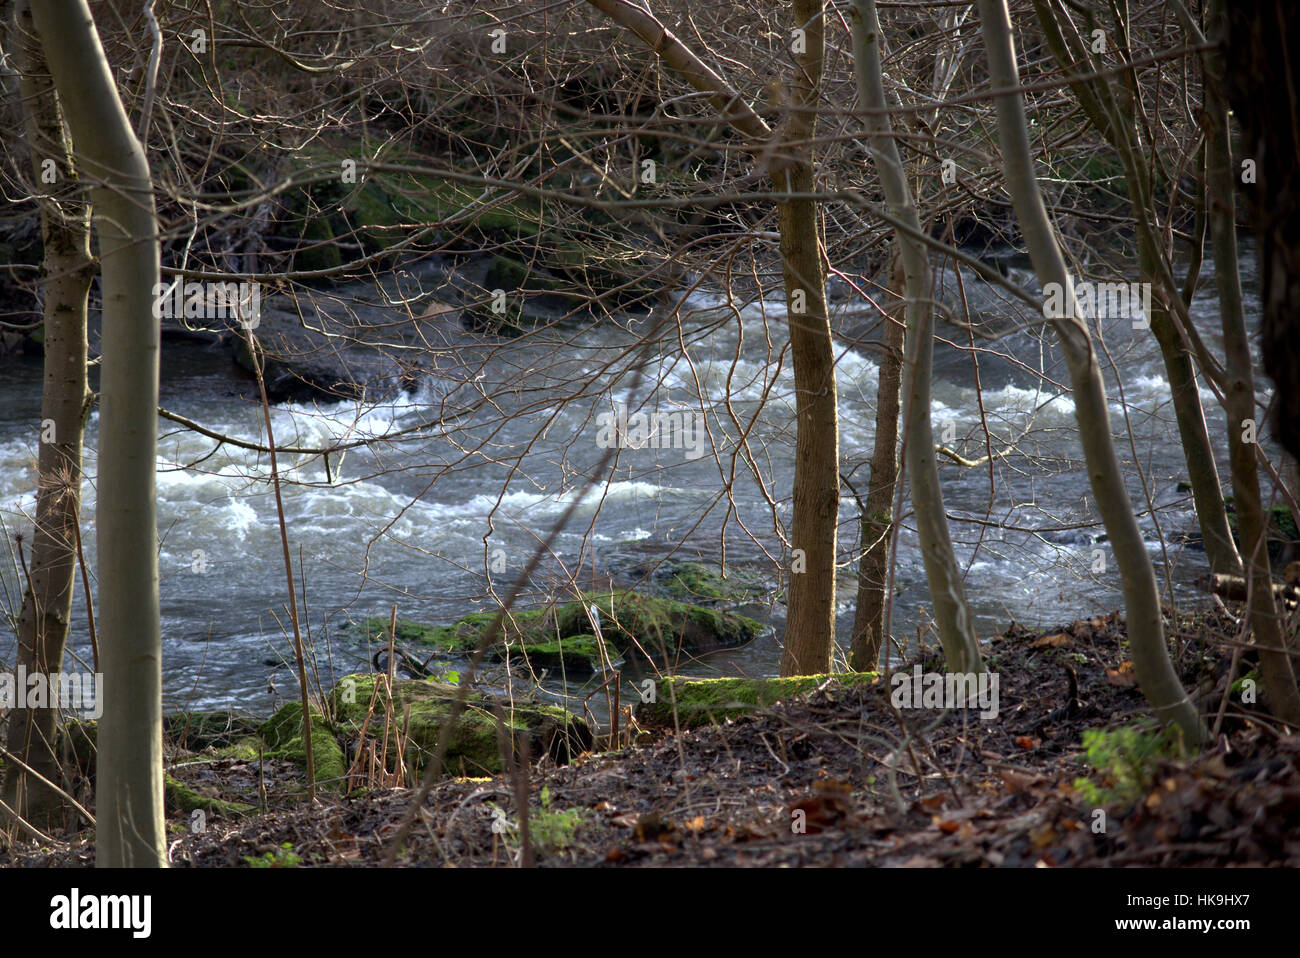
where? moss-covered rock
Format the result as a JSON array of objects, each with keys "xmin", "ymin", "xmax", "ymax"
[
  {"xmin": 655, "ymin": 561, "xmax": 768, "ymax": 606},
  {"xmin": 164, "ymin": 775, "xmax": 257, "ymax": 818},
  {"xmin": 164, "ymin": 711, "xmax": 261, "ymax": 751},
  {"xmin": 355, "ymin": 592, "xmax": 762, "ymax": 673},
  {"xmin": 328, "ymin": 674, "xmax": 592, "ymax": 779},
  {"xmin": 504, "ymin": 633, "xmax": 605, "ymax": 672},
  {"xmin": 553, "ymin": 591, "xmax": 763, "ymax": 662},
  {"xmin": 637, "ymin": 673, "xmax": 880, "ymax": 729},
  {"xmin": 258, "ymin": 702, "xmax": 348, "ymax": 791}
]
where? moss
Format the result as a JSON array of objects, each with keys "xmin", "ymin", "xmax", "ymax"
[
  {"xmin": 328, "ymin": 674, "xmax": 592, "ymax": 780},
  {"xmin": 660, "ymin": 561, "xmax": 766, "ymax": 605},
  {"xmin": 164, "ymin": 711, "xmax": 260, "ymax": 751},
  {"xmin": 257, "ymin": 702, "xmax": 347, "ymax": 791},
  {"xmin": 164, "ymin": 775, "xmax": 256, "ymax": 818},
  {"xmin": 1223, "ymin": 501, "xmax": 1299, "ymax": 563},
  {"xmin": 548, "ymin": 237, "xmax": 661, "ymax": 306},
  {"xmin": 554, "ymin": 591, "xmax": 763, "ymax": 662},
  {"xmin": 61, "ymin": 719, "xmax": 97, "ymax": 776},
  {"xmin": 505, "ymin": 633, "xmax": 604, "ymax": 673},
  {"xmin": 357, "ymin": 592, "xmax": 761, "ymax": 674},
  {"xmin": 357, "ymin": 610, "xmax": 543, "ymax": 652},
  {"xmin": 637, "ymin": 673, "xmax": 880, "ymax": 728}
]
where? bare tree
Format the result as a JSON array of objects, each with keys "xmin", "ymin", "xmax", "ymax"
[
  {"xmin": 976, "ymin": 0, "xmax": 1202, "ymax": 744},
  {"xmin": 1200, "ymin": 0, "xmax": 1300, "ymax": 725},
  {"xmin": 0, "ymin": 0, "xmax": 94, "ymax": 830},
  {"xmin": 31, "ymin": 0, "xmax": 166, "ymax": 865},
  {"xmin": 850, "ymin": 0, "xmax": 981, "ymax": 674},
  {"xmin": 581, "ymin": 0, "xmax": 839, "ymax": 676}
]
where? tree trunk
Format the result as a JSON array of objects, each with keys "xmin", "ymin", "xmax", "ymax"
[
  {"xmin": 31, "ymin": 0, "xmax": 166, "ymax": 865},
  {"xmin": 1223, "ymin": 2, "xmax": 1300, "ymax": 468},
  {"xmin": 0, "ymin": 0, "xmax": 94, "ymax": 830},
  {"xmin": 776, "ymin": 0, "xmax": 839, "ymax": 676},
  {"xmin": 851, "ymin": 251, "xmax": 904, "ymax": 671},
  {"xmin": 1032, "ymin": 0, "xmax": 1241, "ymax": 578},
  {"xmin": 1203, "ymin": 0, "xmax": 1300, "ymax": 725},
  {"xmin": 580, "ymin": 0, "xmax": 841, "ymax": 675},
  {"xmin": 850, "ymin": 0, "xmax": 981, "ymax": 674},
  {"xmin": 976, "ymin": 0, "xmax": 1203, "ymax": 744}
]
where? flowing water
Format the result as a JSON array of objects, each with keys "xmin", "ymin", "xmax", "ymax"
[{"xmin": 0, "ymin": 248, "xmax": 1272, "ymax": 718}]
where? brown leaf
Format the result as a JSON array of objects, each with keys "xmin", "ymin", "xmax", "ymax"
[
  {"xmin": 1014, "ymin": 735, "xmax": 1041, "ymax": 750},
  {"xmin": 1106, "ymin": 661, "xmax": 1138, "ymax": 687},
  {"xmin": 999, "ymin": 767, "xmax": 1042, "ymax": 793},
  {"xmin": 1031, "ymin": 632, "xmax": 1073, "ymax": 648}
]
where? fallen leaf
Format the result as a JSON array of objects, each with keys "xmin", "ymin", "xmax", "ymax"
[
  {"xmin": 1031, "ymin": 632, "xmax": 1073, "ymax": 648},
  {"xmin": 999, "ymin": 767, "xmax": 1042, "ymax": 793},
  {"xmin": 1106, "ymin": 661, "xmax": 1138, "ymax": 687},
  {"xmin": 1014, "ymin": 735, "xmax": 1041, "ymax": 750}
]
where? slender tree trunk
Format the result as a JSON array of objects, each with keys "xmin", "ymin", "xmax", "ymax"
[
  {"xmin": 1203, "ymin": 0, "xmax": 1300, "ymax": 725},
  {"xmin": 1032, "ymin": 0, "xmax": 1241, "ymax": 577},
  {"xmin": 1222, "ymin": 1, "xmax": 1300, "ymax": 468},
  {"xmin": 851, "ymin": 252, "xmax": 904, "ymax": 671},
  {"xmin": 976, "ymin": 0, "xmax": 1203, "ymax": 743},
  {"xmin": 850, "ymin": 0, "xmax": 981, "ymax": 674},
  {"xmin": 31, "ymin": 0, "xmax": 166, "ymax": 865},
  {"xmin": 581, "ymin": 0, "xmax": 841, "ymax": 674},
  {"xmin": 776, "ymin": 0, "xmax": 838, "ymax": 676},
  {"xmin": 1, "ymin": 0, "xmax": 94, "ymax": 830}
]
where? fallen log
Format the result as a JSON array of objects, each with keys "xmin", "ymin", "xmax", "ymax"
[{"xmin": 1195, "ymin": 572, "xmax": 1300, "ymax": 606}]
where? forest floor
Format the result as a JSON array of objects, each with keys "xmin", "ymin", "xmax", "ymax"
[{"xmin": 4, "ymin": 607, "xmax": 1299, "ymax": 867}]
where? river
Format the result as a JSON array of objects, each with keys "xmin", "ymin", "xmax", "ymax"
[{"xmin": 0, "ymin": 246, "xmax": 1271, "ymax": 719}]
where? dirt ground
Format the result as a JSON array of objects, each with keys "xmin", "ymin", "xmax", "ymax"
[{"xmin": 4, "ymin": 606, "xmax": 1299, "ymax": 868}]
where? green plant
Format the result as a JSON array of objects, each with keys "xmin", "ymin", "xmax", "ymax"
[
  {"xmin": 243, "ymin": 842, "xmax": 302, "ymax": 868},
  {"xmin": 487, "ymin": 787, "xmax": 586, "ymax": 857},
  {"xmin": 529, "ymin": 786, "xmax": 585, "ymax": 855},
  {"xmin": 1072, "ymin": 720, "xmax": 1185, "ymax": 808}
]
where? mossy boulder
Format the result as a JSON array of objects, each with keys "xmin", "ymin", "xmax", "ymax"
[
  {"xmin": 553, "ymin": 591, "xmax": 764, "ymax": 663},
  {"xmin": 637, "ymin": 673, "xmax": 880, "ymax": 729},
  {"xmin": 164, "ymin": 711, "xmax": 261, "ymax": 751},
  {"xmin": 505, "ymin": 634, "xmax": 605, "ymax": 673},
  {"xmin": 653, "ymin": 560, "xmax": 769, "ymax": 606},
  {"xmin": 359, "ymin": 591, "xmax": 763, "ymax": 674},
  {"xmin": 328, "ymin": 674, "xmax": 592, "ymax": 779},
  {"xmin": 258, "ymin": 702, "xmax": 348, "ymax": 791},
  {"xmin": 164, "ymin": 775, "xmax": 256, "ymax": 819}
]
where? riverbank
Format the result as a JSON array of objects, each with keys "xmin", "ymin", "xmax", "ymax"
[{"xmin": 5, "ymin": 605, "xmax": 1295, "ymax": 868}]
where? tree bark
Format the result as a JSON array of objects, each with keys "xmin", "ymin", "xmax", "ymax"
[
  {"xmin": 976, "ymin": 0, "xmax": 1203, "ymax": 744},
  {"xmin": 1032, "ymin": 0, "xmax": 1241, "ymax": 578},
  {"xmin": 0, "ymin": 0, "xmax": 94, "ymax": 830},
  {"xmin": 850, "ymin": 0, "xmax": 981, "ymax": 674},
  {"xmin": 31, "ymin": 0, "xmax": 166, "ymax": 865},
  {"xmin": 851, "ymin": 251, "xmax": 904, "ymax": 671},
  {"xmin": 581, "ymin": 0, "xmax": 841, "ymax": 674},
  {"xmin": 776, "ymin": 0, "xmax": 839, "ymax": 676},
  {"xmin": 1202, "ymin": 0, "xmax": 1300, "ymax": 725}
]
